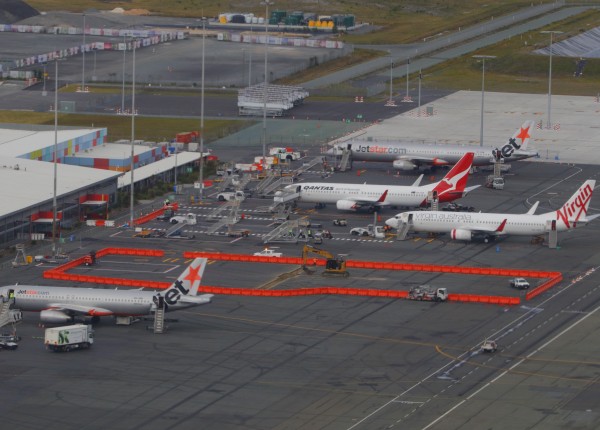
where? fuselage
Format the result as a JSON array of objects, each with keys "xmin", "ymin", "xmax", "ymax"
[
  {"xmin": 332, "ymin": 142, "xmax": 536, "ymax": 165},
  {"xmin": 391, "ymin": 211, "xmax": 564, "ymax": 235},
  {"xmin": 292, "ymin": 182, "xmax": 450, "ymax": 206},
  {"xmin": 0, "ymin": 285, "xmax": 202, "ymax": 316}
]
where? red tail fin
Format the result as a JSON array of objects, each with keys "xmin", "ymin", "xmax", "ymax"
[{"xmin": 432, "ymin": 152, "xmax": 475, "ymax": 202}]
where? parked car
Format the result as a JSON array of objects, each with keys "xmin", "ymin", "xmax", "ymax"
[
  {"xmin": 510, "ymin": 277, "xmax": 530, "ymax": 289},
  {"xmin": 0, "ymin": 340, "xmax": 18, "ymax": 350},
  {"xmin": 350, "ymin": 227, "xmax": 370, "ymax": 237}
]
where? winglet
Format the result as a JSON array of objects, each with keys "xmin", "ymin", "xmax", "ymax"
[
  {"xmin": 496, "ymin": 219, "xmax": 507, "ymax": 233},
  {"xmin": 377, "ymin": 190, "xmax": 389, "ymax": 203}
]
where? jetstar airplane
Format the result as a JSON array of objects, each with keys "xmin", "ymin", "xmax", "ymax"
[
  {"xmin": 0, "ymin": 258, "xmax": 213, "ymax": 324},
  {"xmin": 274, "ymin": 152, "xmax": 478, "ymax": 211},
  {"xmin": 328, "ymin": 120, "xmax": 538, "ymax": 171},
  {"xmin": 385, "ymin": 180, "xmax": 599, "ymax": 243}
]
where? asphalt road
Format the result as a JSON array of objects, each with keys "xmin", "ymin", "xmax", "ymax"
[{"xmin": 1, "ymin": 159, "xmax": 599, "ymax": 430}]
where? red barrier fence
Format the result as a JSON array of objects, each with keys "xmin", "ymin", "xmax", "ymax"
[{"xmin": 40, "ymin": 248, "xmax": 561, "ymax": 305}]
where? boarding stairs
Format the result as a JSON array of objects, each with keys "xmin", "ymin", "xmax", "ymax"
[
  {"xmin": 259, "ymin": 176, "xmax": 294, "ymax": 198},
  {"xmin": 263, "ymin": 219, "xmax": 309, "ymax": 244},
  {"xmin": 153, "ymin": 300, "xmax": 166, "ymax": 334},
  {"xmin": 337, "ymin": 149, "xmax": 352, "ymax": 172},
  {"xmin": 165, "ymin": 220, "xmax": 188, "ymax": 237},
  {"xmin": 396, "ymin": 217, "xmax": 413, "ymax": 241},
  {"xmin": 0, "ymin": 297, "xmax": 21, "ymax": 330},
  {"xmin": 254, "ymin": 171, "xmax": 278, "ymax": 195},
  {"xmin": 294, "ymin": 156, "xmax": 323, "ymax": 175}
]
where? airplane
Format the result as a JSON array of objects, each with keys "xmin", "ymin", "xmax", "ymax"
[
  {"xmin": 0, "ymin": 258, "xmax": 213, "ymax": 324},
  {"xmin": 274, "ymin": 152, "xmax": 478, "ymax": 211},
  {"xmin": 327, "ymin": 120, "xmax": 538, "ymax": 171},
  {"xmin": 385, "ymin": 180, "xmax": 599, "ymax": 243}
]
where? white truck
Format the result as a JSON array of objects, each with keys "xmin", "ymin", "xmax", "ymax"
[
  {"xmin": 169, "ymin": 213, "xmax": 197, "ymax": 225},
  {"xmin": 510, "ymin": 277, "xmax": 530, "ymax": 289},
  {"xmin": 45, "ymin": 324, "xmax": 94, "ymax": 352},
  {"xmin": 217, "ymin": 191, "xmax": 246, "ymax": 202},
  {"xmin": 408, "ymin": 286, "xmax": 448, "ymax": 302},
  {"xmin": 253, "ymin": 248, "xmax": 283, "ymax": 257},
  {"xmin": 269, "ymin": 147, "xmax": 301, "ymax": 161}
]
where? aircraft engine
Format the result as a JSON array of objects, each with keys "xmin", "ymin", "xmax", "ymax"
[
  {"xmin": 336, "ymin": 200, "xmax": 357, "ymax": 211},
  {"xmin": 450, "ymin": 229, "xmax": 473, "ymax": 241},
  {"xmin": 392, "ymin": 159, "xmax": 417, "ymax": 171},
  {"xmin": 40, "ymin": 309, "xmax": 72, "ymax": 324}
]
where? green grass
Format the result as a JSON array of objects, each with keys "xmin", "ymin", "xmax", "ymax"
[
  {"xmin": 0, "ymin": 111, "xmax": 255, "ymax": 142},
  {"xmin": 411, "ymin": 9, "xmax": 600, "ymax": 96}
]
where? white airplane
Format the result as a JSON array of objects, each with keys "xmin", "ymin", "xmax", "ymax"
[
  {"xmin": 385, "ymin": 180, "xmax": 599, "ymax": 243},
  {"xmin": 274, "ymin": 152, "xmax": 478, "ymax": 211},
  {"xmin": 0, "ymin": 258, "xmax": 213, "ymax": 324},
  {"xmin": 328, "ymin": 120, "xmax": 538, "ymax": 171}
]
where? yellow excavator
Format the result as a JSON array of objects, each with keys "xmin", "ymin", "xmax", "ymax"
[{"xmin": 302, "ymin": 245, "xmax": 349, "ymax": 277}]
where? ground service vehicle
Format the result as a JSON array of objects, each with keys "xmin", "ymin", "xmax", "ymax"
[
  {"xmin": 156, "ymin": 208, "xmax": 175, "ymax": 221},
  {"xmin": 45, "ymin": 324, "xmax": 94, "ymax": 352},
  {"xmin": 350, "ymin": 227, "xmax": 370, "ymax": 236},
  {"xmin": 0, "ymin": 340, "xmax": 18, "ymax": 350},
  {"xmin": 169, "ymin": 213, "xmax": 197, "ymax": 225},
  {"xmin": 83, "ymin": 251, "xmax": 96, "ymax": 266},
  {"xmin": 302, "ymin": 245, "xmax": 348, "ymax": 277},
  {"xmin": 254, "ymin": 248, "xmax": 283, "ymax": 257},
  {"xmin": 217, "ymin": 191, "xmax": 246, "ymax": 202},
  {"xmin": 367, "ymin": 224, "xmax": 386, "ymax": 239},
  {"xmin": 408, "ymin": 286, "xmax": 448, "ymax": 302},
  {"xmin": 481, "ymin": 340, "xmax": 498, "ymax": 353},
  {"xmin": 227, "ymin": 229, "xmax": 250, "ymax": 238},
  {"xmin": 510, "ymin": 277, "xmax": 530, "ymax": 289},
  {"xmin": 333, "ymin": 219, "xmax": 347, "ymax": 226},
  {"xmin": 486, "ymin": 175, "xmax": 505, "ymax": 190}
]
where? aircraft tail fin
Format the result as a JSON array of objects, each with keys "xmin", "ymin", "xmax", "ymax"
[
  {"xmin": 430, "ymin": 152, "xmax": 475, "ymax": 199},
  {"xmin": 512, "ymin": 120, "xmax": 534, "ymax": 150},
  {"xmin": 412, "ymin": 174, "xmax": 424, "ymax": 187},
  {"xmin": 527, "ymin": 201, "xmax": 539, "ymax": 215},
  {"xmin": 170, "ymin": 258, "xmax": 208, "ymax": 297},
  {"xmin": 554, "ymin": 180, "xmax": 596, "ymax": 229}
]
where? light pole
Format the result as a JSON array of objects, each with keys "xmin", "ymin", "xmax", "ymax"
[
  {"xmin": 418, "ymin": 69, "xmax": 422, "ymax": 114},
  {"xmin": 92, "ymin": 49, "xmax": 97, "ymax": 81},
  {"xmin": 404, "ymin": 58, "xmax": 411, "ymax": 102},
  {"xmin": 473, "ymin": 55, "xmax": 496, "ymax": 146},
  {"xmin": 121, "ymin": 36, "xmax": 126, "ymax": 114},
  {"xmin": 52, "ymin": 59, "xmax": 59, "ymax": 255},
  {"xmin": 385, "ymin": 52, "xmax": 396, "ymax": 107},
  {"xmin": 129, "ymin": 40, "xmax": 136, "ymax": 228},
  {"xmin": 261, "ymin": 0, "xmax": 274, "ymax": 170},
  {"xmin": 79, "ymin": 13, "xmax": 87, "ymax": 92},
  {"xmin": 198, "ymin": 17, "xmax": 206, "ymax": 200},
  {"xmin": 541, "ymin": 30, "xmax": 562, "ymax": 129}
]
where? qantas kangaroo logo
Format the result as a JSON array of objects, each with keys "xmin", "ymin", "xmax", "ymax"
[
  {"xmin": 433, "ymin": 159, "xmax": 471, "ymax": 197},
  {"xmin": 556, "ymin": 183, "xmax": 594, "ymax": 229},
  {"xmin": 495, "ymin": 124, "xmax": 531, "ymax": 159}
]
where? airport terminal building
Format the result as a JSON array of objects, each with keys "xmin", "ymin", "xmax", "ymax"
[{"xmin": 0, "ymin": 124, "xmax": 199, "ymax": 245}]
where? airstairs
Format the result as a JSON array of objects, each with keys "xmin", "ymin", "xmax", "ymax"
[
  {"xmin": 337, "ymin": 149, "xmax": 352, "ymax": 171},
  {"xmin": 0, "ymin": 294, "xmax": 22, "ymax": 331},
  {"xmin": 395, "ymin": 216, "xmax": 413, "ymax": 241},
  {"xmin": 263, "ymin": 219, "xmax": 310, "ymax": 244},
  {"xmin": 166, "ymin": 220, "xmax": 188, "ymax": 237},
  {"xmin": 153, "ymin": 296, "xmax": 166, "ymax": 334}
]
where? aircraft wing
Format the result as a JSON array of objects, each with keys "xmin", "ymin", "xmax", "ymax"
[
  {"xmin": 397, "ymin": 155, "xmax": 450, "ymax": 166},
  {"xmin": 454, "ymin": 219, "xmax": 508, "ymax": 236},
  {"xmin": 47, "ymin": 303, "xmax": 115, "ymax": 317},
  {"xmin": 354, "ymin": 190, "xmax": 390, "ymax": 207}
]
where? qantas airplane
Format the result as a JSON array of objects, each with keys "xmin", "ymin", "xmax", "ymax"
[
  {"xmin": 328, "ymin": 120, "xmax": 538, "ymax": 171},
  {"xmin": 385, "ymin": 180, "xmax": 599, "ymax": 243},
  {"xmin": 0, "ymin": 258, "xmax": 213, "ymax": 324},
  {"xmin": 274, "ymin": 152, "xmax": 478, "ymax": 211}
]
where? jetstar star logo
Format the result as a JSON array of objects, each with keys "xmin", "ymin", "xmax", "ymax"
[
  {"xmin": 497, "ymin": 124, "xmax": 531, "ymax": 159},
  {"xmin": 556, "ymin": 183, "xmax": 594, "ymax": 229}
]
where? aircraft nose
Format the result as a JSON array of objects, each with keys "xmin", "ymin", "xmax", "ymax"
[
  {"xmin": 325, "ymin": 147, "xmax": 335, "ymax": 155},
  {"xmin": 385, "ymin": 217, "xmax": 398, "ymax": 229}
]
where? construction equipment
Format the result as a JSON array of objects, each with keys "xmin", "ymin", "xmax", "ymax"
[{"xmin": 301, "ymin": 245, "xmax": 349, "ymax": 277}]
